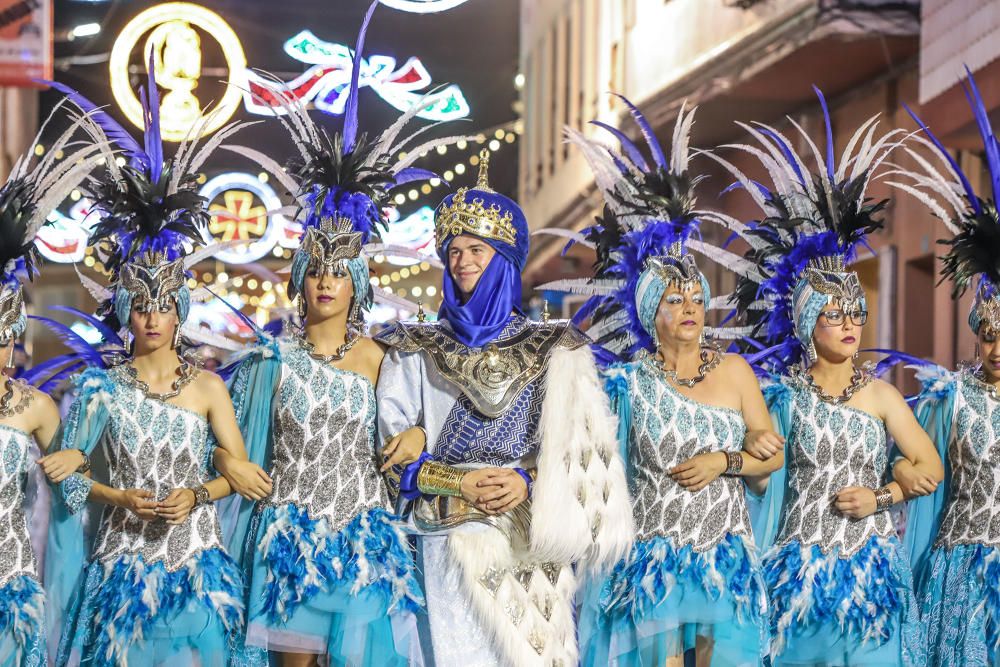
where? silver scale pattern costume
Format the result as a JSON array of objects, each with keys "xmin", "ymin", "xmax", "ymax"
[
  {"xmin": 265, "ymin": 341, "xmax": 385, "ymax": 524},
  {"xmin": 87, "ymin": 368, "xmax": 224, "ymax": 570},
  {"xmin": 936, "ymin": 372, "xmax": 1000, "ymax": 548},
  {"xmin": 627, "ymin": 356, "xmax": 754, "ymax": 548},
  {"xmin": 775, "ymin": 372, "xmax": 894, "ymax": 555},
  {"xmin": 0, "ymin": 424, "xmax": 39, "ymax": 594}
]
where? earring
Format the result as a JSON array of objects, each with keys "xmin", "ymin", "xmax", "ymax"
[
  {"xmin": 127, "ymin": 332, "xmax": 135, "ymax": 357},
  {"xmin": 699, "ymin": 329, "xmax": 707, "ymax": 347},
  {"xmin": 5, "ymin": 345, "xmax": 14, "ymax": 369},
  {"xmin": 297, "ymin": 296, "xmax": 307, "ymax": 320},
  {"xmin": 350, "ymin": 301, "xmax": 363, "ymax": 330},
  {"xmin": 172, "ymin": 324, "xmax": 181, "ymax": 350},
  {"xmin": 806, "ymin": 340, "xmax": 818, "ymax": 365}
]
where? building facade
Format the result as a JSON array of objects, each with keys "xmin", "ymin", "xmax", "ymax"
[{"xmin": 519, "ymin": 0, "xmax": 1000, "ymax": 391}]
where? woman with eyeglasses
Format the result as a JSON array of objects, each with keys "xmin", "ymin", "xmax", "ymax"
[
  {"xmin": 556, "ymin": 106, "xmax": 783, "ymax": 667},
  {"xmin": 706, "ymin": 93, "xmax": 942, "ymax": 665},
  {"xmin": 892, "ymin": 74, "xmax": 1000, "ymax": 666}
]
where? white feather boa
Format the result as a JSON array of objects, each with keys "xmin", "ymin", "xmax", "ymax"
[{"xmin": 446, "ymin": 345, "xmax": 634, "ymax": 665}]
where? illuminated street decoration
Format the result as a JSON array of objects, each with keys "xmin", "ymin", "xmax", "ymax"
[
  {"xmin": 243, "ymin": 30, "xmax": 469, "ymax": 122},
  {"xmin": 200, "ymin": 172, "xmax": 291, "ymax": 264},
  {"xmin": 188, "ymin": 293, "xmax": 255, "ymax": 336},
  {"xmin": 382, "ymin": 206, "xmax": 436, "ymax": 265},
  {"xmin": 110, "ymin": 2, "xmax": 247, "ymax": 141},
  {"xmin": 380, "ymin": 0, "xmax": 472, "ymax": 12},
  {"xmin": 37, "ymin": 199, "xmax": 96, "ymax": 263}
]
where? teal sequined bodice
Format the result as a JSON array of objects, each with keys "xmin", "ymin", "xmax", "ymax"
[
  {"xmin": 267, "ymin": 341, "xmax": 388, "ymax": 532},
  {"xmin": 777, "ymin": 378, "xmax": 893, "ymax": 555},
  {"xmin": 936, "ymin": 373, "xmax": 1000, "ymax": 548},
  {"xmin": 90, "ymin": 368, "xmax": 224, "ymax": 571},
  {"xmin": 0, "ymin": 424, "xmax": 36, "ymax": 586},
  {"xmin": 628, "ymin": 357, "xmax": 752, "ymax": 550}
]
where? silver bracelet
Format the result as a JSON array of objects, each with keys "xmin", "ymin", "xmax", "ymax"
[
  {"xmin": 191, "ymin": 485, "xmax": 211, "ymax": 507},
  {"xmin": 724, "ymin": 451, "xmax": 743, "ymax": 475},
  {"xmin": 874, "ymin": 486, "xmax": 894, "ymax": 511}
]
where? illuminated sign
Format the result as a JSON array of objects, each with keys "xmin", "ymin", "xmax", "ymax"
[
  {"xmin": 380, "ymin": 0, "xmax": 472, "ymax": 12},
  {"xmin": 200, "ymin": 172, "xmax": 292, "ymax": 264},
  {"xmin": 37, "ymin": 199, "xmax": 96, "ymax": 263},
  {"xmin": 110, "ymin": 2, "xmax": 246, "ymax": 141},
  {"xmin": 244, "ymin": 30, "xmax": 469, "ymax": 122}
]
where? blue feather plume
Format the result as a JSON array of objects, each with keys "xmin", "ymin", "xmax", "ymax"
[{"xmin": 342, "ymin": 0, "xmax": 380, "ymax": 154}]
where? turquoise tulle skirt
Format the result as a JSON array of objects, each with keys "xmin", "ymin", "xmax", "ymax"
[
  {"xmin": 763, "ymin": 536, "xmax": 924, "ymax": 666},
  {"xmin": 245, "ymin": 503, "xmax": 422, "ymax": 665},
  {"xmin": 0, "ymin": 575, "xmax": 44, "ymax": 667},
  {"xmin": 579, "ymin": 532, "xmax": 769, "ymax": 666},
  {"xmin": 56, "ymin": 549, "xmax": 243, "ymax": 667},
  {"xmin": 917, "ymin": 543, "xmax": 1000, "ymax": 666}
]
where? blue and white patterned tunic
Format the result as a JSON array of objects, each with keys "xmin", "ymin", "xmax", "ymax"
[
  {"xmin": 0, "ymin": 422, "xmax": 44, "ymax": 667},
  {"xmin": 914, "ymin": 370, "xmax": 1000, "ymax": 665}
]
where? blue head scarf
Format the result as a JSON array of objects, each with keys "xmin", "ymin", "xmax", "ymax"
[{"xmin": 434, "ymin": 162, "xmax": 530, "ymax": 347}]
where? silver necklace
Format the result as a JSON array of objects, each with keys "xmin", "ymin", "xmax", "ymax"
[
  {"xmin": 654, "ymin": 342, "xmax": 724, "ymax": 388},
  {"xmin": 298, "ymin": 329, "xmax": 359, "ymax": 363},
  {"xmin": 123, "ymin": 360, "xmax": 197, "ymax": 401},
  {"xmin": 796, "ymin": 362, "xmax": 874, "ymax": 404}
]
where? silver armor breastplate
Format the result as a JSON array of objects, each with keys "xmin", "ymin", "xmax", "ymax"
[
  {"xmin": 267, "ymin": 343, "xmax": 388, "ymax": 532},
  {"xmin": 777, "ymin": 380, "xmax": 894, "ymax": 555},
  {"xmin": 0, "ymin": 426, "xmax": 37, "ymax": 585},
  {"xmin": 375, "ymin": 318, "xmax": 589, "ymax": 418},
  {"xmin": 628, "ymin": 359, "xmax": 753, "ymax": 550},
  {"xmin": 936, "ymin": 374, "xmax": 1000, "ymax": 548},
  {"xmin": 90, "ymin": 374, "xmax": 224, "ymax": 571}
]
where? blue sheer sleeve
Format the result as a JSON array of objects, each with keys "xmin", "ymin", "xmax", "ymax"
[
  {"xmin": 903, "ymin": 365, "xmax": 957, "ymax": 587},
  {"xmin": 217, "ymin": 340, "xmax": 282, "ymax": 573},
  {"xmin": 44, "ymin": 367, "xmax": 115, "ymax": 654},
  {"xmin": 748, "ymin": 378, "xmax": 792, "ymax": 551}
]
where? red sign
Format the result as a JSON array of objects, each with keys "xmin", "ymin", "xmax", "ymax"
[{"xmin": 0, "ymin": 0, "xmax": 51, "ymax": 86}]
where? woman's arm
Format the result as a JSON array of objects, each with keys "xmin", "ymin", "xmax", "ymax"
[
  {"xmin": 879, "ymin": 380, "xmax": 944, "ymax": 500},
  {"xmin": 35, "ymin": 391, "xmax": 86, "ymax": 483},
  {"xmin": 736, "ymin": 356, "xmax": 785, "ymax": 493},
  {"xmin": 669, "ymin": 356, "xmax": 784, "ymax": 493},
  {"xmin": 202, "ymin": 372, "xmax": 272, "ymax": 500}
]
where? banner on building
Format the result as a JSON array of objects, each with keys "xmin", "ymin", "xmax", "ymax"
[{"xmin": 0, "ymin": 0, "xmax": 52, "ymax": 86}]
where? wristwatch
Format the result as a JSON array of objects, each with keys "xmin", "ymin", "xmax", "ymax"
[{"xmin": 76, "ymin": 450, "xmax": 91, "ymax": 474}]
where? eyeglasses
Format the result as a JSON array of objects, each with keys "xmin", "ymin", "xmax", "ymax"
[{"xmin": 818, "ymin": 309, "xmax": 868, "ymax": 327}]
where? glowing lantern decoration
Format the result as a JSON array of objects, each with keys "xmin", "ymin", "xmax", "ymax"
[
  {"xmin": 36, "ymin": 199, "xmax": 97, "ymax": 263},
  {"xmin": 109, "ymin": 2, "xmax": 247, "ymax": 141},
  {"xmin": 243, "ymin": 30, "xmax": 469, "ymax": 122},
  {"xmin": 200, "ymin": 172, "xmax": 293, "ymax": 264},
  {"xmin": 382, "ymin": 206, "xmax": 436, "ymax": 266}
]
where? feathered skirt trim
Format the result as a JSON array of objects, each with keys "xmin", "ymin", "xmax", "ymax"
[
  {"xmin": 246, "ymin": 503, "xmax": 422, "ymax": 664},
  {"xmin": 0, "ymin": 575, "xmax": 45, "ymax": 667},
  {"xmin": 579, "ymin": 532, "xmax": 769, "ymax": 666},
  {"xmin": 763, "ymin": 535, "xmax": 924, "ymax": 666},
  {"xmin": 919, "ymin": 543, "xmax": 1000, "ymax": 666},
  {"xmin": 56, "ymin": 549, "xmax": 243, "ymax": 667}
]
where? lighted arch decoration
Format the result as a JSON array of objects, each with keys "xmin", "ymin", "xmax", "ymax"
[
  {"xmin": 243, "ymin": 30, "xmax": 469, "ymax": 122},
  {"xmin": 109, "ymin": 2, "xmax": 247, "ymax": 141}
]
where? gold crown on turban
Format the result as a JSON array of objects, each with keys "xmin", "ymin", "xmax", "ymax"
[{"xmin": 435, "ymin": 149, "xmax": 518, "ymax": 249}]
